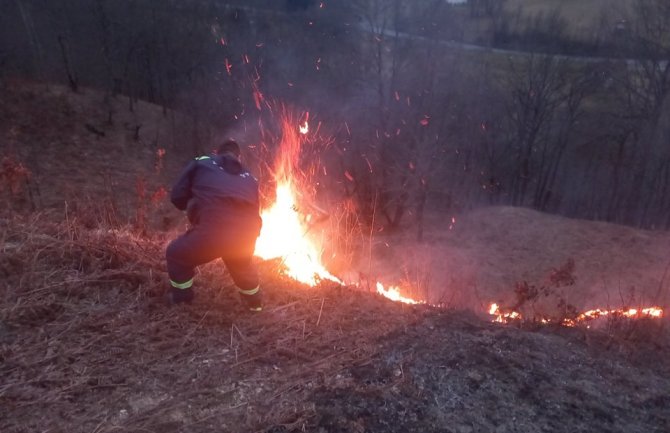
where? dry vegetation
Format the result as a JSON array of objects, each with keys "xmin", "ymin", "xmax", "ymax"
[
  {"xmin": 0, "ymin": 212, "xmax": 424, "ymax": 431},
  {"xmin": 363, "ymin": 206, "xmax": 670, "ymax": 315},
  {"xmin": 504, "ymin": 0, "xmax": 632, "ymax": 34},
  {"xmin": 2, "ymin": 82, "xmax": 670, "ymax": 432},
  {"xmin": 0, "ymin": 79, "xmax": 189, "ymax": 226},
  {"xmin": 1, "ymin": 213, "xmax": 669, "ymax": 433}
]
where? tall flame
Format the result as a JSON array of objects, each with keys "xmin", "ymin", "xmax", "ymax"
[
  {"xmin": 255, "ymin": 180, "xmax": 341, "ymax": 285},
  {"xmin": 253, "ymin": 111, "xmax": 419, "ymax": 304},
  {"xmin": 254, "ymin": 113, "xmax": 341, "ymax": 286}
]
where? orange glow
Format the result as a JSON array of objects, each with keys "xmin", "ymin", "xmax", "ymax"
[
  {"xmin": 641, "ymin": 307, "xmax": 664, "ymax": 317},
  {"xmin": 252, "ymin": 112, "xmax": 664, "ymax": 317},
  {"xmin": 253, "ymin": 89, "xmax": 263, "ymax": 111},
  {"xmin": 376, "ymin": 282, "xmax": 421, "ymax": 304},
  {"xmin": 255, "ymin": 180, "xmax": 341, "ymax": 285},
  {"xmin": 488, "ymin": 303, "xmax": 521, "ymax": 323},
  {"xmin": 253, "ymin": 110, "xmax": 420, "ymax": 306},
  {"xmin": 254, "ymin": 112, "xmax": 340, "ymax": 286},
  {"xmin": 488, "ymin": 303, "xmax": 664, "ymax": 325},
  {"xmin": 252, "ymin": 112, "xmax": 665, "ymax": 316}
]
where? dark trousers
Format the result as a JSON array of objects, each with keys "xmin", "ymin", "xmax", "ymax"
[{"xmin": 166, "ymin": 226, "xmax": 259, "ymax": 291}]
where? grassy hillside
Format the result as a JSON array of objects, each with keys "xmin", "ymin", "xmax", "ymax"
[
  {"xmin": 365, "ymin": 206, "xmax": 670, "ymax": 313},
  {"xmin": 1, "ymin": 81, "xmax": 669, "ymax": 432},
  {"xmin": 0, "ymin": 79, "xmax": 195, "ymax": 229},
  {"xmin": 1, "ymin": 214, "xmax": 668, "ymax": 432},
  {"xmin": 505, "ymin": 0, "xmax": 632, "ymax": 34}
]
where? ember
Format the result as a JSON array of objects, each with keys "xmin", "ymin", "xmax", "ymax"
[
  {"xmin": 252, "ymin": 112, "xmax": 664, "ymax": 323},
  {"xmin": 254, "ymin": 111, "xmax": 421, "ymax": 305},
  {"xmin": 254, "ymin": 114, "xmax": 340, "ymax": 286}
]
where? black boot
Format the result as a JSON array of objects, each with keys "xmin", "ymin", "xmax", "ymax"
[
  {"xmin": 165, "ymin": 286, "xmax": 195, "ymax": 305},
  {"xmin": 239, "ymin": 289, "xmax": 262, "ymax": 312}
]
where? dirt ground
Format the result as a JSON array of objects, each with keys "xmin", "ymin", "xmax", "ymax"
[{"xmin": 2, "ymin": 82, "xmax": 669, "ymax": 432}]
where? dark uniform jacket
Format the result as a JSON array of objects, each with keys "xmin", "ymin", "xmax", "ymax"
[{"xmin": 170, "ymin": 154, "xmax": 262, "ymax": 235}]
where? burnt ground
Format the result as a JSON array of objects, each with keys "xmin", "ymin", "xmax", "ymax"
[
  {"xmin": 312, "ymin": 315, "xmax": 670, "ymax": 433},
  {"xmin": 1, "ymin": 215, "xmax": 669, "ymax": 433}
]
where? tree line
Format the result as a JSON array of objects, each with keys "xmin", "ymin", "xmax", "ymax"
[{"xmin": 3, "ymin": 0, "xmax": 670, "ymax": 233}]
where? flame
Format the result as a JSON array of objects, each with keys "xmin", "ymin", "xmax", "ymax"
[
  {"xmin": 488, "ymin": 303, "xmax": 664, "ymax": 325},
  {"xmin": 254, "ymin": 112, "xmax": 340, "ymax": 286},
  {"xmin": 253, "ymin": 110, "xmax": 420, "ymax": 306},
  {"xmin": 488, "ymin": 303, "xmax": 521, "ymax": 323},
  {"xmin": 376, "ymin": 282, "xmax": 421, "ymax": 304},
  {"xmin": 252, "ymin": 115, "xmax": 662, "ymax": 320},
  {"xmin": 248, "ymin": 107, "xmax": 664, "ymax": 321},
  {"xmin": 255, "ymin": 180, "xmax": 341, "ymax": 285},
  {"xmin": 252, "ymin": 114, "xmax": 662, "ymax": 317}
]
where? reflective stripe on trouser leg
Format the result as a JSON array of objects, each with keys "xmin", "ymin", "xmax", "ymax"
[
  {"xmin": 239, "ymin": 285, "xmax": 259, "ymax": 296},
  {"xmin": 170, "ymin": 278, "xmax": 194, "ymax": 289}
]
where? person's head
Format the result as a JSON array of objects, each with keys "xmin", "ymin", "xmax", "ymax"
[{"xmin": 217, "ymin": 139, "xmax": 241, "ymax": 158}]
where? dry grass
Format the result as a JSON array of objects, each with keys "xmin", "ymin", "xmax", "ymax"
[
  {"xmin": 505, "ymin": 0, "xmax": 632, "ymax": 34},
  {"xmin": 2, "ymin": 211, "xmax": 668, "ymax": 433},
  {"xmin": 362, "ymin": 206, "xmax": 670, "ymax": 316},
  {"xmin": 0, "ymin": 212, "xmax": 425, "ymax": 432},
  {"xmin": 0, "ymin": 79, "xmax": 191, "ymax": 225},
  {"xmin": 2, "ymin": 79, "xmax": 669, "ymax": 432}
]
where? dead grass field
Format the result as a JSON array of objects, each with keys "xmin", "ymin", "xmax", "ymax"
[
  {"xmin": 0, "ymin": 78, "xmax": 193, "ymax": 227},
  {"xmin": 1, "ymin": 214, "xmax": 669, "ymax": 432},
  {"xmin": 363, "ymin": 206, "xmax": 670, "ymax": 315},
  {"xmin": 505, "ymin": 0, "xmax": 632, "ymax": 35},
  {"xmin": 1, "ymin": 81, "xmax": 670, "ymax": 432}
]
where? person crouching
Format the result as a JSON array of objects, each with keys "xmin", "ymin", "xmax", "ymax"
[{"xmin": 165, "ymin": 139, "xmax": 263, "ymax": 311}]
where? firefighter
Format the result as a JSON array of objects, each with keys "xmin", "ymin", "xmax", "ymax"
[{"xmin": 165, "ymin": 139, "xmax": 263, "ymax": 311}]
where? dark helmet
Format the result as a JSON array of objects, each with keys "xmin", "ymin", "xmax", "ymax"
[{"xmin": 217, "ymin": 139, "xmax": 241, "ymax": 158}]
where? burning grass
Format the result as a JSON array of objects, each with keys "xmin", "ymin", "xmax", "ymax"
[
  {"xmin": 0, "ymin": 212, "xmax": 429, "ymax": 432},
  {"xmin": 252, "ymin": 107, "xmax": 426, "ymax": 307},
  {"xmin": 1, "ymin": 209, "xmax": 669, "ymax": 432},
  {"xmin": 2, "ymin": 85, "xmax": 670, "ymax": 432},
  {"xmin": 488, "ymin": 259, "xmax": 665, "ymax": 338}
]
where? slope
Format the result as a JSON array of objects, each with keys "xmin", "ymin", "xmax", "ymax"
[
  {"xmin": 1, "ymin": 215, "xmax": 668, "ymax": 432},
  {"xmin": 1, "ymin": 81, "xmax": 669, "ymax": 432},
  {"xmin": 364, "ymin": 207, "xmax": 670, "ymax": 312}
]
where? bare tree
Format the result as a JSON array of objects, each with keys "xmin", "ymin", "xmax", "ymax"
[
  {"xmin": 57, "ymin": 35, "xmax": 78, "ymax": 92},
  {"xmin": 604, "ymin": 0, "xmax": 670, "ymax": 226},
  {"xmin": 501, "ymin": 54, "xmax": 570, "ymax": 206},
  {"xmin": 532, "ymin": 66, "xmax": 598, "ymax": 211},
  {"xmin": 14, "ymin": 0, "xmax": 45, "ymax": 81},
  {"xmin": 347, "ymin": 0, "xmax": 463, "ymax": 232}
]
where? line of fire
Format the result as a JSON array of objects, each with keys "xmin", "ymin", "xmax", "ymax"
[{"xmin": 251, "ymin": 107, "xmax": 664, "ymax": 326}]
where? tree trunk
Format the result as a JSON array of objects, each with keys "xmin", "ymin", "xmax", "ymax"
[
  {"xmin": 57, "ymin": 35, "xmax": 78, "ymax": 92},
  {"xmin": 15, "ymin": 0, "xmax": 44, "ymax": 81}
]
